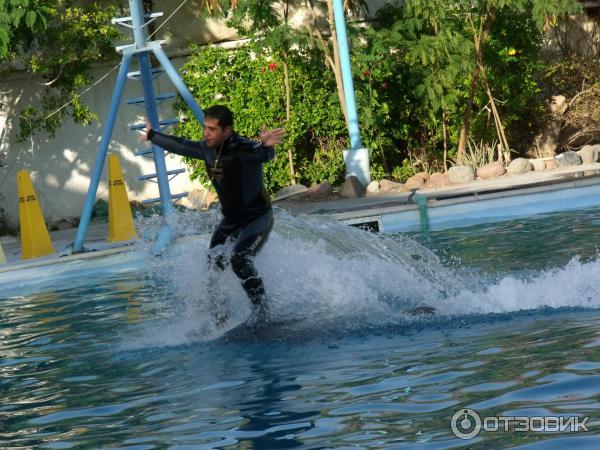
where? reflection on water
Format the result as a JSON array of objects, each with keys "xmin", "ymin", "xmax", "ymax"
[{"xmin": 1, "ymin": 210, "xmax": 599, "ymax": 448}]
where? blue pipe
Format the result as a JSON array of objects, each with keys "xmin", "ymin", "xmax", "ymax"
[
  {"xmin": 150, "ymin": 45, "xmax": 207, "ymax": 254},
  {"xmin": 332, "ymin": 0, "xmax": 362, "ymax": 150},
  {"xmin": 73, "ymin": 51, "xmax": 134, "ymax": 253},
  {"xmin": 138, "ymin": 52, "xmax": 175, "ymax": 217},
  {"xmin": 152, "ymin": 45, "xmax": 204, "ymax": 125},
  {"xmin": 130, "ymin": 0, "xmax": 173, "ymax": 215},
  {"xmin": 129, "ymin": 0, "xmax": 147, "ymax": 49}
]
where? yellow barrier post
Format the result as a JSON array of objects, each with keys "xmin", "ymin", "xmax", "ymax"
[
  {"xmin": 107, "ymin": 154, "xmax": 138, "ymax": 242},
  {"xmin": 0, "ymin": 241, "xmax": 6, "ymax": 264},
  {"xmin": 17, "ymin": 170, "xmax": 55, "ymax": 259}
]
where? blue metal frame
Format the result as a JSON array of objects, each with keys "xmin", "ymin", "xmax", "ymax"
[
  {"xmin": 332, "ymin": 0, "xmax": 362, "ymax": 151},
  {"xmin": 73, "ymin": 0, "xmax": 205, "ymax": 254},
  {"xmin": 73, "ymin": 50, "xmax": 134, "ymax": 253},
  {"xmin": 151, "ymin": 43, "xmax": 205, "ymax": 124}
]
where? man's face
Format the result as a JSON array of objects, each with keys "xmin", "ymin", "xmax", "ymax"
[{"xmin": 203, "ymin": 117, "xmax": 232, "ymax": 148}]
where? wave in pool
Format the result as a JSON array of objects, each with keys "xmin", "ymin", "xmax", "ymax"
[{"xmin": 121, "ymin": 210, "xmax": 600, "ymax": 349}]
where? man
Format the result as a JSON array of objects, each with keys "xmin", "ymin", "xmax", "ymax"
[{"xmin": 143, "ymin": 105, "xmax": 286, "ymax": 323}]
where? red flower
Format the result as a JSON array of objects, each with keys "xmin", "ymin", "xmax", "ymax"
[
  {"xmin": 382, "ymin": 81, "xmax": 389, "ymax": 90},
  {"xmin": 363, "ymin": 70, "xmax": 371, "ymax": 78},
  {"xmin": 268, "ymin": 62, "xmax": 277, "ymax": 71}
]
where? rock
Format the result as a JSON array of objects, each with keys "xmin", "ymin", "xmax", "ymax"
[
  {"xmin": 52, "ymin": 219, "xmax": 75, "ymax": 231},
  {"xmin": 532, "ymin": 95, "xmax": 567, "ymax": 157},
  {"xmin": 273, "ymin": 184, "xmax": 308, "ymax": 201},
  {"xmin": 184, "ymin": 189, "xmax": 208, "ymax": 209},
  {"xmin": 448, "ymin": 165, "xmax": 475, "ymax": 184},
  {"xmin": 578, "ymin": 145, "xmax": 600, "ymax": 164},
  {"xmin": 185, "ymin": 189, "xmax": 218, "ymax": 210},
  {"xmin": 91, "ymin": 199, "xmax": 109, "ymax": 219},
  {"xmin": 379, "ymin": 179, "xmax": 404, "ymax": 192},
  {"xmin": 555, "ymin": 151, "xmax": 582, "ymax": 167},
  {"xmin": 305, "ymin": 181, "xmax": 333, "ymax": 199},
  {"xmin": 414, "ymin": 171, "xmax": 430, "ymax": 181},
  {"xmin": 477, "ymin": 161, "xmax": 506, "ymax": 179},
  {"xmin": 531, "ymin": 160, "xmax": 546, "ymax": 171},
  {"xmin": 546, "ymin": 159, "xmax": 559, "ymax": 170},
  {"xmin": 403, "ymin": 173, "xmax": 427, "ymax": 191},
  {"xmin": 427, "ymin": 172, "xmax": 451, "ymax": 188},
  {"xmin": 339, "ymin": 176, "xmax": 366, "ymax": 198},
  {"xmin": 129, "ymin": 200, "xmax": 144, "ymax": 210},
  {"xmin": 506, "ymin": 158, "xmax": 532, "ymax": 175},
  {"xmin": 366, "ymin": 181, "xmax": 380, "ymax": 195}
]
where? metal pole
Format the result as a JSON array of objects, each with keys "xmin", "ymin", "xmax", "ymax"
[
  {"xmin": 130, "ymin": 0, "xmax": 174, "ymax": 217},
  {"xmin": 73, "ymin": 51, "xmax": 134, "ymax": 253},
  {"xmin": 129, "ymin": 0, "xmax": 147, "ymax": 49},
  {"xmin": 151, "ymin": 44, "xmax": 205, "ymax": 125},
  {"xmin": 332, "ymin": 0, "xmax": 371, "ymax": 185},
  {"xmin": 332, "ymin": 0, "xmax": 361, "ymax": 150}
]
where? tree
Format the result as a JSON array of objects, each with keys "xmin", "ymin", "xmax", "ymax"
[
  {"xmin": 449, "ymin": 0, "xmax": 580, "ymax": 162},
  {"xmin": 225, "ymin": 0, "xmax": 306, "ymax": 183},
  {"xmin": 0, "ymin": 1, "xmax": 123, "ymax": 142}
]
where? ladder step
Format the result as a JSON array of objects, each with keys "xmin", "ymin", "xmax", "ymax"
[
  {"xmin": 142, "ymin": 192, "xmax": 188, "ymax": 205},
  {"xmin": 127, "ymin": 67, "xmax": 163, "ymax": 80},
  {"xmin": 112, "ymin": 12, "xmax": 163, "ymax": 25},
  {"xmin": 126, "ymin": 93, "xmax": 176, "ymax": 106},
  {"xmin": 134, "ymin": 147, "xmax": 156, "ymax": 156},
  {"xmin": 130, "ymin": 118, "xmax": 179, "ymax": 131},
  {"xmin": 139, "ymin": 168, "xmax": 185, "ymax": 181}
]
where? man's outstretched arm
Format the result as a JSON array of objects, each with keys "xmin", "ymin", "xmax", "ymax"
[
  {"xmin": 142, "ymin": 120, "xmax": 209, "ymax": 161},
  {"xmin": 242, "ymin": 127, "xmax": 287, "ymax": 163}
]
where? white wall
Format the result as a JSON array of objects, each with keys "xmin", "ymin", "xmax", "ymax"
[
  {"xmin": 0, "ymin": 55, "xmax": 208, "ymax": 228},
  {"xmin": 0, "ymin": 0, "xmax": 251, "ymax": 228}
]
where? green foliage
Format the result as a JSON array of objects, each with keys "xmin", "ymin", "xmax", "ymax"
[
  {"xmin": 391, "ymin": 159, "xmax": 415, "ymax": 183},
  {"xmin": 0, "ymin": 0, "xmax": 54, "ymax": 59},
  {"xmin": 0, "ymin": 1, "xmax": 122, "ymax": 142},
  {"xmin": 354, "ymin": 0, "xmax": 581, "ymax": 168},
  {"xmin": 174, "ymin": 43, "xmax": 347, "ymax": 194}
]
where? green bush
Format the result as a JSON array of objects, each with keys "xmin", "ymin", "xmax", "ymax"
[{"xmin": 174, "ymin": 44, "xmax": 348, "ymax": 195}]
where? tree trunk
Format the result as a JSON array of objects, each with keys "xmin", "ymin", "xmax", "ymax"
[
  {"xmin": 442, "ymin": 106, "xmax": 448, "ymax": 171},
  {"xmin": 326, "ymin": 0, "xmax": 349, "ymax": 127},
  {"xmin": 457, "ymin": 7, "xmax": 497, "ymax": 162},
  {"xmin": 282, "ymin": 52, "xmax": 296, "ymax": 184},
  {"xmin": 282, "ymin": 0, "xmax": 296, "ymax": 184},
  {"xmin": 482, "ymin": 73, "xmax": 510, "ymax": 161},
  {"xmin": 457, "ymin": 65, "xmax": 481, "ymax": 163}
]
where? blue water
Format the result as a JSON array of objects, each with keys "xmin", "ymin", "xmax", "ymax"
[{"xmin": 1, "ymin": 209, "xmax": 600, "ymax": 448}]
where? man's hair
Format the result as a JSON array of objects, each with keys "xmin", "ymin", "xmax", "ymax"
[{"xmin": 204, "ymin": 105, "xmax": 234, "ymax": 129}]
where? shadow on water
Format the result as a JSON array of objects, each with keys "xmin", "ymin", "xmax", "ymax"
[{"xmin": 3, "ymin": 208, "xmax": 600, "ymax": 448}]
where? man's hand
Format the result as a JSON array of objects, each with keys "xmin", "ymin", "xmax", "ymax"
[
  {"xmin": 259, "ymin": 126, "xmax": 287, "ymax": 147},
  {"xmin": 140, "ymin": 118, "xmax": 153, "ymax": 142}
]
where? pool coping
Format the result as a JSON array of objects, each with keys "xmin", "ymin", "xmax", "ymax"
[{"xmin": 2, "ymin": 163, "xmax": 600, "ymax": 271}]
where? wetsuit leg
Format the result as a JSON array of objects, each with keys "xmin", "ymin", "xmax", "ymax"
[
  {"xmin": 207, "ymin": 218, "xmax": 241, "ymax": 326},
  {"xmin": 230, "ymin": 210, "xmax": 274, "ymax": 308},
  {"xmin": 208, "ymin": 218, "xmax": 240, "ymax": 270}
]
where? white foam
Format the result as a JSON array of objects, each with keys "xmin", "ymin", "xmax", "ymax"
[
  {"xmin": 4, "ymin": 209, "xmax": 596, "ymax": 350},
  {"xmin": 126, "ymin": 211, "xmax": 600, "ymax": 349}
]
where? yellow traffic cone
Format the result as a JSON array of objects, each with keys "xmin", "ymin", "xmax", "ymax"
[
  {"xmin": 0, "ymin": 240, "xmax": 6, "ymax": 264},
  {"xmin": 17, "ymin": 170, "xmax": 55, "ymax": 259},
  {"xmin": 107, "ymin": 154, "xmax": 138, "ymax": 242}
]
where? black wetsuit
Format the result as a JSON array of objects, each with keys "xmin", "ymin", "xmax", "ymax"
[{"xmin": 148, "ymin": 129, "xmax": 274, "ymax": 307}]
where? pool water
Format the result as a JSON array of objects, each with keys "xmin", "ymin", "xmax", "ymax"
[{"xmin": 1, "ymin": 209, "xmax": 600, "ymax": 449}]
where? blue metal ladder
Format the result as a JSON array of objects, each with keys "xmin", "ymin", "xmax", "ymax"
[{"xmin": 72, "ymin": 0, "xmax": 205, "ymax": 254}]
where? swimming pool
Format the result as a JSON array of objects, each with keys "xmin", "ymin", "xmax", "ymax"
[{"xmin": 1, "ymin": 209, "xmax": 599, "ymax": 448}]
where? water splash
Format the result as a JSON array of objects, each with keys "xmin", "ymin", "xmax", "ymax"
[{"xmin": 124, "ymin": 209, "xmax": 600, "ymax": 348}]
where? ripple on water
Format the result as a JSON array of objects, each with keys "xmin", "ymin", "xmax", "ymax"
[{"xmin": 1, "ymin": 211, "xmax": 600, "ymax": 448}]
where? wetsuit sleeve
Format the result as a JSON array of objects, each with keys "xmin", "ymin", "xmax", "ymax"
[
  {"xmin": 148, "ymin": 129, "xmax": 209, "ymax": 161},
  {"xmin": 242, "ymin": 140, "xmax": 275, "ymax": 163}
]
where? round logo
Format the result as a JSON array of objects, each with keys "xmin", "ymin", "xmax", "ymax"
[{"xmin": 451, "ymin": 408, "xmax": 482, "ymax": 440}]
